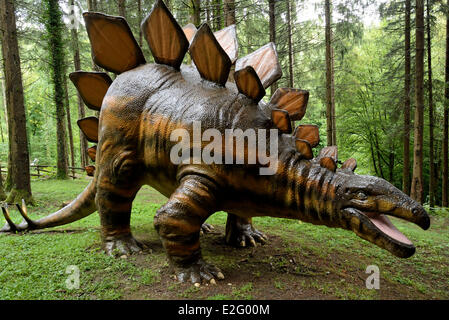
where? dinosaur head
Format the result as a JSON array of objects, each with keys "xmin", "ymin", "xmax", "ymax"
[{"xmin": 335, "ymin": 172, "xmax": 430, "ymax": 258}]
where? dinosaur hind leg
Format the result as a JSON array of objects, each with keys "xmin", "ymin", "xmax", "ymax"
[{"xmin": 225, "ymin": 213, "xmax": 268, "ymax": 247}]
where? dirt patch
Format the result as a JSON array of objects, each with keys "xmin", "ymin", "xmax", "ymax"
[{"xmin": 106, "ymin": 225, "xmax": 445, "ymax": 300}]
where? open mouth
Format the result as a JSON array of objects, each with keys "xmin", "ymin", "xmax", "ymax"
[
  {"xmin": 342, "ymin": 207, "xmax": 422, "ymax": 258},
  {"xmin": 363, "ymin": 212, "xmax": 413, "ymax": 246}
]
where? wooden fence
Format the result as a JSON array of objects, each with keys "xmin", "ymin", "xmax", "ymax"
[{"xmin": 0, "ymin": 164, "xmax": 86, "ymax": 180}]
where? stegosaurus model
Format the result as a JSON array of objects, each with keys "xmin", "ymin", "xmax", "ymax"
[{"xmin": 1, "ymin": 1, "xmax": 430, "ymax": 284}]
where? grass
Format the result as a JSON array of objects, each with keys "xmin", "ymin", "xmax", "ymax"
[{"xmin": 0, "ymin": 178, "xmax": 448, "ymax": 300}]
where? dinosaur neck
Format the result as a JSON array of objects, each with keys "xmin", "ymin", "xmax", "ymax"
[{"xmin": 269, "ymin": 151, "xmax": 342, "ymax": 225}]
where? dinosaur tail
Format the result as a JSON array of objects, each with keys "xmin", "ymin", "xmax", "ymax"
[{"xmin": 1, "ymin": 178, "xmax": 97, "ymax": 232}]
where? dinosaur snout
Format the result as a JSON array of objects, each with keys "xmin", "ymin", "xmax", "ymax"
[{"xmin": 412, "ymin": 206, "xmax": 430, "ymax": 230}]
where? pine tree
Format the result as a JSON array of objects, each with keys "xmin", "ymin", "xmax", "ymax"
[
  {"xmin": 325, "ymin": 0, "xmax": 336, "ymax": 146},
  {"xmin": 403, "ymin": 0, "xmax": 411, "ymax": 195},
  {"xmin": 0, "ymin": 0, "xmax": 34, "ymax": 203},
  {"xmin": 444, "ymin": 0, "xmax": 449, "ymax": 207},
  {"xmin": 411, "ymin": 0, "xmax": 425, "ymax": 203},
  {"xmin": 43, "ymin": 0, "xmax": 69, "ymax": 180},
  {"xmin": 69, "ymin": 0, "xmax": 88, "ymax": 167},
  {"xmin": 269, "ymin": 0, "xmax": 277, "ymax": 96},
  {"xmin": 427, "ymin": 0, "xmax": 435, "ymax": 207}
]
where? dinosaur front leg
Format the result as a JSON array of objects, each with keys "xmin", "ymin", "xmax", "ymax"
[
  {"xmin": 96, "ymin": 182, "xmax": 144, "ymax": 256},
  {"xmin": 154, "ymin": 175, "xmax": 224, "ymax": 284},
  {"xmin": 225, "ymin": 213, "xmax": 267, "ymax": 247},
  {"xmin": 95, "ymin": 150, "xmax": 145, "ymax": 256}
]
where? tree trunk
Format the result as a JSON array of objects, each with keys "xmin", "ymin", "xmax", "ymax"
[
  {"xmin": 427, "ymin": 0, "xmax": 435, "ymax": 207},
  {"xmin": 206, "ymin": 0, "xmax": 211, "ymax": 25},
  {"xmin": 138, "ymin": 0, "xmax": 143, "ymax": 47},
  {"xmin": 0, "ymin": 162, "xmax": 5, "ymax": 201},
  {"xmin": 190, "ymin": 0, "xmax": 201, "ymax": 26},
  {"xmin": 389, "ymin": 144, "xmax": 395, "ymax": 183},
  {"xmin": 269, "ymin": 0, "xmax": 277, "ymax": 96},
  {"xmin": 286, "ymin": 0, "xmax": 293, "ymax": 88},
  {"xmin": 87, "ymin": 0, "xmax": 97, "ymax": 11},
  {"xmin": 70, "ymin": 0, "xmax": 88, "ymax": 168},
  {"xmin": 118, "ymin": 0, "xmax": 126, "ymax": 18},
  {"xmin": 224, "ymin": 0, "xmax": 235, "ymax": 26},
  {"xmin": 87, "ymin": 0, "xmax": 101, "ymax": 71},
  {"xmin": 44, "ymin": 0, "xmax": 69, "ymax": 180},
  {"xmin": 0, "ymin": 81, "xmax": 5, "ymax": 143},
  {"xmin": 411, "ymin": 0, "xmax": 425, "ymax": 203},
  {"xmin": 64, "ymin": 76, "xmax": 76, "ymax": 179},
  {"xmin": 325, "ymin": 0, "xmax": 336, "ymax": 146},
  {"xmin": 0, "ymin": 0, "xmax": 34, "ymax": 204},
  {"xmin": 403, "ymin": 0, "xmax": 411, "ymax": 195},
  {"xmin": 214, "ymin": 0, "xmax": 222, "ymax": 31},
  {"xmin": 444, "ymin": 0, "xmax": 449, "ymax": 207}
]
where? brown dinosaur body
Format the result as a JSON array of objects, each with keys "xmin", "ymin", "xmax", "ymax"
[{"xmin": 1, "ymin": 1, "xmax": 430, "ymax": 285}]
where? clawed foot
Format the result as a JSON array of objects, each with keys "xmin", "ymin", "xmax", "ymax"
[
  {"xmin": 174, "ymin": 259, "xmax": 224, "ymax": 285},
  {"xmin": 226, "ymin": 223, "xmax": 268, "ymax": 247},
  {"xmin": 104, "ymin": 234, "xmax": 145, "ymax": 256},
  {"xmin": 200, "ymin": 223, "xmax": 214, "ymax": 235}
]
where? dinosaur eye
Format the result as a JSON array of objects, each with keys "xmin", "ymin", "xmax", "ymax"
[{"xmin": 357, "ymin": 192, "xmax": 368, "ymax": 200}]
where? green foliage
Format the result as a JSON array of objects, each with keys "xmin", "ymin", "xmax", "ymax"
[
  {"xmin": 0, "ymin": 179, "xmax": 448, "ymax": 299},
  {"xmin": 0, "ymin": 0, "xmax": 447, "ymax": 204}
]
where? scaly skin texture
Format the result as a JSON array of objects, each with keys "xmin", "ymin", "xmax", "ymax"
[
  {"xmin": 93, "ymin": 63, "xmax": 429, "ymax": 282},
  {"xmin": 2, "ymin": 62, "xmax": 430, "ymax": 285}
]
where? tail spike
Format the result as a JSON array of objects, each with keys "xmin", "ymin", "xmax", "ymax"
[
  {"xmin": 77, "ymin": 117, "xmax": 99, "ymax": 143},
  {"xmin": 142, "ymin": 0, "xmax": 189, "ymax": 70},
  {"xmin": 235, "ymin": 43, "xmax": 282, "ymax": 89},
  {"xmin": 69, "ymin": 71, "xmax": 112, "ymax": 111},
  {"xmin": 1, "ymin": 205, "xmax": 18, "ymax": 232},
  {"xmin": 16, "ymin": 200, "xmax": 35, "ymax": 229},
  {"xmin": 83, "ymin": 12, "xmax": 145, "ymax": 74},
  {"xmin": 189, "ymin": 23, "xmax": 232, "ymax": 87}
]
